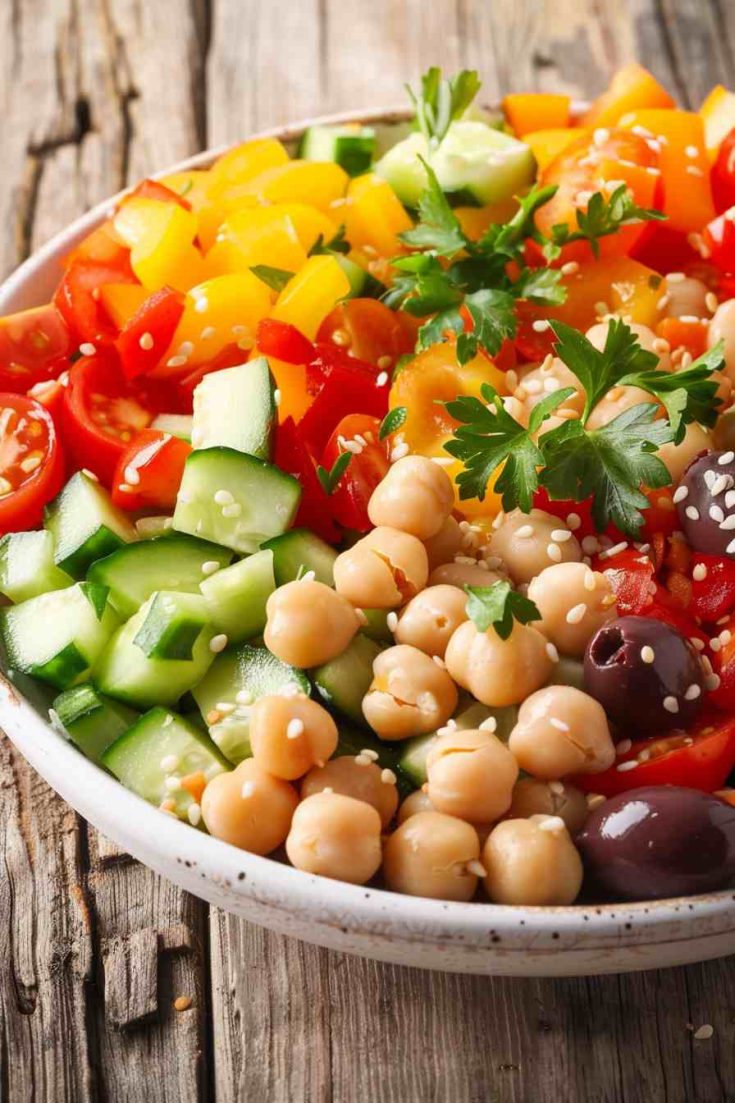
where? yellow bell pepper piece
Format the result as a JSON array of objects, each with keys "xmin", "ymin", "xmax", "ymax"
[
  {"xmin": 209, "ymin": 138, "xmax": 290, "ymax": 192},
  {"xmin": 523, "ymin": 127, "xmax": 590, "ymax": 171},
  {"xmin": 157, "ymin": 170, "xmax": 213, "ymax": 212},
  {"xmin": 339, "ymin": 174, "xmax": 412, "ymax": 258},
  {"xmin": 164, "ymin": 273, "xmax": 273, "ymax": 371},
  {"xmin": 700, "ymin": 84, "xmax": 735, "ymax": 162},
  {"xmin": 98, "ymin": 283, "xmax": 150, "ymax": 330},
  {"xmin": 455, "ymin": 201, "xmax": 519, "ymax": 241},
  {"xmin": 205, "ymin": 206, "xmax": 308, "ymax": 277},
  {"xmin": 113, "ymin": 198, "xmax": 206, "ymax": 292},
  {"xmin": 270, "ymin": 254, "xmax": 351, "ymax": 340},
  {"xmin": 269, "ymin": 203, "xmax": 340, "ymax": 252},
  {"xmin": 246, "ymin": 161, "xmax": 349, "ymax": 212}
]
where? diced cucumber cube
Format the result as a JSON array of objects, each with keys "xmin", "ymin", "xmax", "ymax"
[
  {"xmin": 133, "ymin": 592, "xmax": 212, "ymax": 661},
  {"xmin": 102, "ymin": 707, "xmax": 229, "ymax": 820},
  {"xmin": 45, "ymin": 471, "xmax": 137, "ymax": 578},
  {"xmin": 0, "ymin": 530, "xmax": 73, "ymax": 603},
  {"xmin": 299, "ymin": 124, "xmax": 376, "ymax": 177},
  {"xmin": 261, "ymin": 528, "xmax": 337, "ymax": 586},
  {"xmin": 192, "ymin": 358, "xmax": 276, "ymax": 458},
  {"xmin": 53, "ymin": 684, "xmax": 138, "ymax": 765},
  {"xmin": 200, "ymin": 549, "xmax": 275, "ymax": 644},
  {"xmin": 89, "ymin": 534, "xmax": 233, "ymax": 618},
  {"xmin": 173, "ymin": 447, "xmax": 301, "ymax": 555},
  {"xmin": 150, "ymin": 413, "xmax": 193, "ymax": 441},
  {"xmin": 1, "ymin": 582, "xmax": 120, "ymax": 690},
  {"xmin": 398, "ymin": 701, "xmax": 519, "ymax": 787},
  {"xmin": 312, "ymin": 634, "xmax": 382, "ymax": 726}
]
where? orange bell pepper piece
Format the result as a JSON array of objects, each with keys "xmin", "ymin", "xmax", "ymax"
[
  {"xmin": 503, "ymin": 93, "xmax": 571, "ymax": 137},
  {"xmin": 580, "ymin": 63, "xmax": 675, "ymax": 128},
  {"xmin": 620, "ymin": 109, "xmax": 715, "ymax": 234},
  {"xmin": 700, "ymin": 84, "xmax": 735, "ymax": 162},
  {"xmin": 523, "ymin": 127, "xmax": 591, "ymax": 172}
]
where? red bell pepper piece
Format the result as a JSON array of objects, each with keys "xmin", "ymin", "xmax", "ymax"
[
  {"xmin": 274, "ymin": 417, "xmax": 340, "ymax": 544},
  {"xmin": 115, "ymin": 286, "xmax": 185, "ymax": 380}
]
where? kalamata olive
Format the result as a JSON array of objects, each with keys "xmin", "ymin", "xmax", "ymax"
[
  {"xmin": 583, "ymin": 616, "xmax": 704, "ymax": 736},
  {"xmin": 675, "ymin": 450, "xmax": 735, "ymax": 556},
  {"xmin": 576, "ymin": 786, "xmax": 735, "ymax": 900}
]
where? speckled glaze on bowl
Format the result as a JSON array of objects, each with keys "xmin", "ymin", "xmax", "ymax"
[{"xmin": 2, "ymin": 110, "xmax": 735, "ymax": 977}]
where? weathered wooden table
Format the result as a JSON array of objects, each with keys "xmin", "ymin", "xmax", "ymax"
[{"xmin": 2, "ymin": 1, "xmax": 735, "ymax": 1099}]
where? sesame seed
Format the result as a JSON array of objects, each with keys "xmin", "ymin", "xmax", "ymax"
[
  {"xmin": 299, "ymin": 569, "xmax": 316, "ymax": 582},
  {"xmin": 201, "ymin": 560, "xmax": 221, "ymax": 577},
  {"xmin": 549, "ymin": 717, "xmax": 570, "ymax": 732},
  {"xmin": 587, "ymin": 793, "xmax": 606, "ymax": 809},
  {"xmin": 712, "ymin": 474, "xmax": 732, "ymax": 497},
  {"xmin": 561, "ymin": 261, "xmax": 580, "ymax": 276},
  {"xmin": 390, "ymin": 442, "xmax": 410, "ymax": 462},
  {"xmin": 241, "ymin": 781, "xmax": 256, "ymax": 799},
  {"xmin": 376, "ymin": 371, "xmax": 389, "ymax": 387},
  {"xmin": 286, "ymin": 718, "xmax": 304, "ymax": 740},
  {"xmin": 685, "ymin": 506, "xmax": 700, "ymax": 521},
  {"xmin": 551, "ymin": 528, "xmax": 572, "ymax": 543},
  {"xmin": 686, "ymin": 165, "xmax": 704, "ymax": 177},
  {"xmin": 164, "ymin": 775, "xmax": 181, "ymax": 791},
  {"xmin": 691, "ymin": 636, "xmax": 705, "ymax": 651},
  {"xmin": 235, "ymin": 689, "xmax": 253, "ymax": 706},
  {"xmin": 547, "ymin": 543, "xmax": 563, "ymax": 562},
  {"xmin": 652, "ymin": 337, "xmax": 670, "ymax": 355},
  {"xmin": 719, "ymin": 452, "xmax": 735, "ymax": 465},
  {"xmin": 532, "ymin": 319, "xmax": 551, "ymax": 333},
  {"xmin": 594, "ymin": 300, "xmax": 610, "ymax": 317},
  {"xmin": 691, "ymin": 563, "xmax": 707, "ymax": 584},
  {"xmin": 721, "ymin": 629, "xmax": 733, "ymax": 646},
  {"xmin": 566, "ymin": 603, "xmax": 587, "ymax": 625},
  {"xmin": 273, "ymin": 389, "xmax": 282, "ymax": 407},
  {"xmin": 684, "ymin": 684, "xmax": 702, "ymax": 701},
  {"xmin": 479, "ymin": 716, "xmax": 498, "ymax": 732},
  {"xmin": 706, "ymin": 673, "xmax": 721, "ymax": 691},
  {"xmin": 538, "ymin": 815, "xmax": 566, "ymax": 833},
  {"xmin": 566, "ymin": 513, "xmax": 582, "ymax": 530},
  {"xmin": 617, "ymin": 739, "xmax": 633, "ymax": 755},
  {"xmin": 466, "ymin": 859, "xmax": 487, "ymax": 877},
  {"xmin": 160, "ymin": 754, "xmax": 180, "ymax": 772},
  {"xmin": 705, "ymin": 291, "xmax": 719, "ymax": 314},
  {"xmin": 187, "ymin": 803, "xmax": 202, "ymax": 826},
  {"xmin": 641, "ymin": 645, "xmax": 655, "ymax": 664},
  {"xmin": 432, "ymin": 654, "xmax": 446, "ymax": 669},
  {"xmin": 583, "ymin": 570, "xmax": 596, "ymax": 592},
  {"xmin": 213, "ymin": 489, "xmax": 233, "ymax": 506},
  {"xmin": 663, "ymin": 696, "xmax": 679, "ymax": 713},
  {"xmin": 354, "ymin": 753, "xmax": 372, "ymax": 766},
  {"xmin": 387, "ymin": 612, "xmax": 398, "ymax": 632},
  {"xmin": 381, "ymin": 768, "xmax": 397, "ymax": 785},
  {"xmin": 215, "ymin": 701, "xmax": 235, "ymax": 715},
  {"xmin": 657, "ymin": 294, "xmax": 671, "ymax": 311},
  {"xmin": 545, "ymin": 642, "xmax": 560, "ymax": 662},
  {"xmin": 711, "ymin": 506, "xmax": 726, "ymax": 523},
  {"xmin": 138, "ymin": 331, "xmax": 154, "ymax": 351},
  {"xmin": 672, "ymin": 485, "xmax": 689, "ymax": 504},
  {"xmin": 221, "ymin": 502, "xmax": 242, "ymax": 518},
  {"xmin": 616, "ymin": 760, "xmax": 639, "ymax": 772},
  {"xmin": 79, "ymin": 342, "xmax": 96, "ymax": 356},
  {"xmin": 599, "ymin": 541, "xmax": 628, "ymax": 560},
  {"xmin": 727, "ymin": 538, "xmax": 735, "ymax": 555},
  {"xmin": 515, "ymin": 524, "xmax": 534, "ymax": 539},
  {"xmin": 201, "ymin": 325, "xmax": 216, "ymax": 339},
  {"xmin": 209, "ymin": 634, "xmax": 228, "ymax": 653},
  {"xmin": 166, "ymin": 355, "xmax": 188, "ymax": 368}
]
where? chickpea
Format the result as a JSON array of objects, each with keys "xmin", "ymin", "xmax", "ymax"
[
  {"xmin": 397, "ymin": 789, "xmax": 435, "ymax": 823},
  {"xmin": 333, "ymin": 526, "xmax": 428, "ymax": 609},
  {"xmin": 362, "ymin": 644, "xmax": 458, "ymax": 739},
  {"xmin": 516, "ymin": 357, "xmax": 585, "ymax": 416},
  {"xmin": 285, "ymin": 792, "xmax": 382, "ymax": 884},
  {"xmin": 395, "ymin": 585, "xmax": 469, "ymax": 657},
  {"xmin": 714, "ymin": 406, "xmax": 735, "ymax": 452},
  {"xmin": 482, "ymin": 815, "xmax": 583, "ymax": 905},
  {"xmin": 709, "ymin": 299, "xmax": 735, "ymax": 383},
  {"xmin": 586, "ymin": 383, "xmax": 656, "ymax": 430},
  {"xmin": 301, "ymin": 755, "xmax": 399, "ymax": 828},
  {"xmin": 527, "ymin": 562, "xmax": 617, "ymax": 658},
  {"xmin": 201, "ymin": 759, "xmax": 298, "ymax": 854},
  {"xmin": 508, "ymin": 777, "xmax": 589, "ymax": 833},
  {"xmin": 489, "ymin": 509, "xmax": 581, "ymax": 585},
  {"xmin": 661, "ymin": 275, "xmax": 709, "ymax": 320},
  {"xmin": 657, "ymin": 422, "xmax": 712, "ymax": 482},
  {"xmin": 368, "ymin": 455, "xmax": 454, "ymax": 539},
  {"xmin": 423, "ymin": 515, "xmax": 463, "ymax": 569},
  {"xmin": 249, "ymin": 694, "xmax": 338, "ymax": 780},
  {"xmin": 426, "ymin": 729, "xmax": 518, "ymax": 824},
  {"xmin": 508, "ymin": 685, "xmax": 615, "ymax": 779},
  {"xmin": 264, "ymin": 580, "xmax": 359, "ymax": 667},
  {"xmin": 587, "ymin": 321, "xmax": 671, "ymax": 372},
  {"xmin": 445, "ymin": 619, "xmax": 553, "ymax": 708},
  {"xmin": 383, "ymin": 811, "xmax": 482, "ymax": 901},
  {"xmin": 428, "ymin": 561, "xmax": 505, "ymax": 589}
]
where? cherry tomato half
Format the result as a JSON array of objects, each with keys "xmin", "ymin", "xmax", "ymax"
[
  {"xmin": 317, "ymin": 299, "xmax": 418, "ymax": 368},
  {"xmin": 0, "ymin": 393, "xmax": 65, "ymax": 533},
  {"xmin": 112, "ymin": 428, "xmax": 191, "ymax": 512},
  {"xmin": 115, "ymin": 286, "xmax": 186, "ymax": 380},
  {"xmin": 711, "ymin": 128, "xmax": 735, "ymax": 214},
  {"xmin": 574, "ymin": 714, "xmax": 735, "ymax": 796},
  {"xmin": 55, "ymin": 259, "xmax": 139, "ymax": 346},
  {"xmin": 274, "ymin": 417, "xmax": 339, "ymax": 544},
  {"xmin": 0, "ymin": 304, "xmax": 72, "ymax": 392},
  {"xmin": 298, "ymin": 345, "xmax": 388, "ymax": 456},
  {"xmin": 320, "ymin": 414, "xmax": 390, "ymax": 533},
  {"xmin": 61, "ymin": 352, "xmax": 165, "ymax": 484},
  {"xmin": 256, "ymin": 319, "xmax": 316, "ymax": 365}
]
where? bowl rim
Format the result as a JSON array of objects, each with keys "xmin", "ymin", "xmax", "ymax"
[{"xmin": 1, "ymin": 105, "xmax": 733, "ymax": 950}]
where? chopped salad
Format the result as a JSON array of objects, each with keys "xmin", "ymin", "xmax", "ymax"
[{"xmin": 4, "ymin": 64, "xmax": 735, "ymax": 905}]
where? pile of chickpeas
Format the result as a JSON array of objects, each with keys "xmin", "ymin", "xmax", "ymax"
[{"xmin": 200, "ymin": 447, "xmax": 626, "ymax": 907}]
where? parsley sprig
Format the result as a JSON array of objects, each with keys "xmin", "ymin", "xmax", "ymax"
[
  {"xmin": 465, "ymin": 581, "xmax": 540, "ymax": 640},
  {"xmin": 407, "ymin": 67, "xmax": 482, "ymax": 148},
  {"xmin": 544, "ymin": 185, "xmax": 666, "ymax": 261},
  {"xmin": 445, "ymin": 320, "xmax": 724, "ymax": 535}
]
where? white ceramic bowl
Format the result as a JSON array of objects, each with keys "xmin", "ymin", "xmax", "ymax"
[{"xmin": 2, "ymin": 110, "xmax": 735, "ymax": 977}]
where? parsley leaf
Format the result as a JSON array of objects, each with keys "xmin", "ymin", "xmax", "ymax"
[
  {"xmin": 250, "ymin": 265, "xmax": 295, "ymax": 292},
  {"xmin": 387, "ymin": 253, "xmax": 463, "ymax": 316},
  {"xmin": 551, "ymin": 318, "xmax": 658, "ymax": 419},
  {"xmin": 512, "ymin": 265, "xmax": 566, "ymax": 306},
  {"xmin": 443, "ymin": 383, "xmax": 575, "ymax": 508},
  {"xmin": 308, "ymin": 224, "xmax": 351, "ymax": 256},
  {"xmin": 539, "ymin": 404, "xmax": 673, "ymax": 533},
  {"xmin": 546, "ymin": 184, "xmax": 666, "ymax": 259},
  {"xmin": 456, "ymin": 288, "xmax": 517, "ymax": 362},
  {"xmin": 379, "ymin": 407, "xmax": 408, "ymax": 440},
  {"xmin": 618, "ymin": 341, "xmax": 724, "ymax": 443},
  {"xmin": 407, "ymin": 67, "xmax": 482, "ymax": 147},
  {"xmin": 400, "ymin": 160, "xmax": 467, "ymax": 256},
  {"xmin": 316, "ymin": 452, "xmax": 352, "ymax": 495},
  {"xmin": 465, "ymin": 580, "xmax": 540, "ymax": 641}
]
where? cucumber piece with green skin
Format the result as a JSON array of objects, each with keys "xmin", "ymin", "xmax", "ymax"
[
  {"xmin": 192, "ymin": 643, "xmax": 310, "ymax": 764},
  {"xmin": 102, "ymin": 707, "xmax": 229, "ymax": 820},
  {"xmin": 312, "ymin": 634, "xmax": 382, "ymax": 726},
  {"xmin": 0, "ymin": 530, "xmax": 73, "ymax": 603},
  {"xmin": 1, "ymin": 582, "xmax": 120, "ymax": 690},
  {"xmin": 45, "ymin": 470, "xmax": 137, "ymax": 578},
  {"xmin": 94, "ymin": 592, "xmax": 216, "ymax": 708},
  {"xmin": 397, "ymin": 701, "xmax": 519, "ymax": 788},
  {"xmin": 173, "ymin": 447, "xmax": 301, "ymax": 554},
  {"xmin": 260, "ymin": 528, "xmax": 337, "ymax": 586},
  {"xmin": 133, "ymin": 592, "xmax": 211, "ymax": 661},
  {"xmin": 53, "ymin": 684, "xmax": 138, "ymax": 765},
  {"xmin": 547, "ymin": 656, "xmax": 585, "ymax": 692},
  {"xmin": 360, "ymin": 609, "xmax": 393, "ymax": 643},
  {"xmin": 135, "ymin": 516, "xmax": 174, "ymax": 540},
  {"xmin": 200, "ymin": 549, "xmax": 275, "ymax": 644},
  {"xmin": 89, "ymin": 534, "xmax": 233, "ymax": 619},
  {"xmin": 151, "ymin": 413, "xmax": 193, "ymax": 441},
  {"xmin": 191, "ymin": 358, "xmax": 276, "ymax": 458},
  {"xmin": 375, "ymin": 119, "xmax": 535, "ymax": 210},
  {"xmin": 332, "ymin": 722, "xmax": 412, "ymax": 797},
  {"xmin": 298, "ymin": 124, "xmax": 376, "ymax": 177}
]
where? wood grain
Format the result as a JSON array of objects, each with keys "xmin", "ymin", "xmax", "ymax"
[{"xmin": 1, "ymin": 1, "xmax": 735, "ymax": 1100}]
